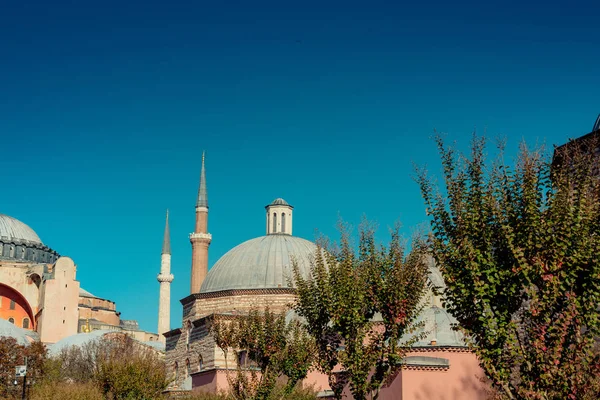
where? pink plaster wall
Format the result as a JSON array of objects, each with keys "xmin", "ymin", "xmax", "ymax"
[
  {"xmin": 304, "ymin": 370, "xmax": 331, "ymax": 393},
  {"xmin": 379, "ymin": 350, "xmax": 489, "ymax": 400},
  {"xmin": 191, "ymin": 370, "xmax": 235, "ymax": 394},
  {"xmin": 191, "ymin": 370, "xmax": 218, "ymax": 393}
]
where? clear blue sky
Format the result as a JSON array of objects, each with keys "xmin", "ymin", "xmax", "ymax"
[{"xmin": 1, "ymin": 0, "xmax": 598, "ymax": 332}]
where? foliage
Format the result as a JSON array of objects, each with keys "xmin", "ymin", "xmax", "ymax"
[
  {"xmin": 211, "ymin": 308, "xmax": 316, "ymax": 400},
  {"xmin": 179, "ymin": 383, "xmax": 318, "ymax": 400},
  {"xmin": 48, "ymin": 334, "xmax": 169, "ymax": 400},
  {"xmin": 31, "ymin": 381, "xmax": 103, "ymax": 400},
  {"xmin": 292, "ymin": 221, "xmax": 429, "ymax": 400},
  {"xmin": 0, "ymin": 337, "xmax": 47, "ymax": 399},
  {"xmin": 417, "ymin": 135, "xmax": 600, "ymax": 399}
]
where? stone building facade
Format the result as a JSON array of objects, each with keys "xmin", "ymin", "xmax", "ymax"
[
  {"xmin": 164, "ymin": 155, "xmax": 317, "ymax": 390},
  {"xmin": 0, "ymin": 213, "xmax": 157, "ymax": 344}
]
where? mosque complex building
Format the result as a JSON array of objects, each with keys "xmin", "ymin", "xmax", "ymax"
[
  {"xmin": 163, "ymin": 155, "xmax": 490, "ymax": 399},
  {"xmin": 10, "ymin": 115, "xmax": 599, "ymax": 397}
]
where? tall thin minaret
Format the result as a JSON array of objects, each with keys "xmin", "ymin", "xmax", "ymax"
[
  {"xmin": 190, "ymin": 152, "xmax": 212, "ymax": 293},
  {"xmin": 157, "ymin": 210, "xmax": 174, "ymax": 343}
]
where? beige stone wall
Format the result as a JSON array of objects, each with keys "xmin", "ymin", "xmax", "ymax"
[
  {"xmin": 125, "ymin": 329, "xmax": 160, "ymax": 342},
  {"xmin": 167, "ymin": 291, "xmax": 297, "ymax": 391},
  {"xmin": 85, "ymin": 297, "xmax": 116, "ymax": 311},
  {"xmin": 184, "ymin": 292, "xmax": 296, "ymax": 322},
  {"xmin": 0, "ymin": 261, "xmax": 46, "ymax": 315},
  {"xmin": 78, "ymin": 306, "xmax": 120, "ymax": 326},
  {"xmin": 166, "ymin": 319, "xmax": 219, "ymax": 390},
  {"xmin": 77, "ymin": 293, "xmax": 121, "ymax": 327},
  {"xmin": 37, "ymin": 257, "xmax": 80, "ymax": 343}
]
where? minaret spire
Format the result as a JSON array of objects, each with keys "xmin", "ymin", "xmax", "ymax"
[
  {"xmin": 162, "ymin": 209, "xmax": 171, "ymax": 255},
  {"xmin": 196, "ymin": 151, "xmax": 208, "ymax": 208},
  {"xmin": 157, "ymin": 209, "xmax": 174, "ymax": 343},
  {"xmin": 190, "ymin": 152, "xmax": 212, "ymax": 293}
]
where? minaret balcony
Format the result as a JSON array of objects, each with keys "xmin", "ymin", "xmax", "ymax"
[
  {"xmin": 189, "ymin": 232, "xmax": 212, "ymax": 241},
  {"xmin": 157, "ymin": 273, "xmax": 174, "ymax": 283}
]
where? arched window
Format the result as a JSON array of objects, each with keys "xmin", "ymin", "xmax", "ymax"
[
  {"xmin": 199, "ymin": 355, "xmax": 203, "ymax": 371},
  {"xmin": 272, "ymin": 213, "xmax": 277, "ymax": 233},
  {"xmin": 186, "ymin": 321, "xmax": 193, "ymax": 350},
  {"xmin": 281, "ymin": 213, "xmax": 286, "ymax": 233},
  {"xmin": 10, "ymin": 300, "xmax": 15, "ymax": 310},
  {"xmin": 238, "ymin": 350, "xmax": 248, "ymax": 367},
  {"xmin": 22, "ymin": 318, "xmax": 29, "ymax": 329},
  {"xmin": 8, "ymin": 317, "xmax": 15, "ymax": 324},
  {"xmin": 186, "ymin": 359, "xmax": 191, "ymax": 377},
  {"xmin": 30, "ymin": 274, "xmax": 41, "ymax": 288},
  {"xmin": 174, "ymin": 362, "xmax": 179, "ymax": 380}
]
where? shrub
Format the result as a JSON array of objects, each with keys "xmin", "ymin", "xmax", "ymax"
[{"xmin": 31, "ymin": 381, "xmax": 103, "ymax": 400}]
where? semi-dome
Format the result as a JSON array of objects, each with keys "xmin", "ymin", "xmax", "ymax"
[
  {"xmin": 0, "ymin": 214, "xmax": 42, "ymax": 244},
  {"xmin": 200, "ymin": 234, "xmax": 317, "ymax": 293},
  {"xmin": 402, "ymin": 305, "xmax": 466, "ymax": 347}
]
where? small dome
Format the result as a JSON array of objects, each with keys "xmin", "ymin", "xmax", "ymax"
[
  {"xmin": 0, "ymin": 319, "xmax": 37, "ymax": 346},
  {"xmin": 268, "ymin": 198, "xmax": 290, "ymax": 207},
  {"xmin": 49, "ymin": 330, "xmax": 113, "ymax": 356},
  {"xmin": 0, "ymin": 214, "xmax": 42, "ymax": 244},
  {"xmin": 200, "ymin": 235, "xmax": 317, "ymax": 293},
  {"xmin": 402, "ymin": 306, "xmax": 466, "ymax": 347}
]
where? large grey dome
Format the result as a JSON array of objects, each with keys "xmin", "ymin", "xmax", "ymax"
[
  {"xmin": 200, "ymin": 235, "xmax": 317, "ymax": 293},
  {"xmin": 0, "ymin": 214, "xmax": 42, "ymax": 244}
]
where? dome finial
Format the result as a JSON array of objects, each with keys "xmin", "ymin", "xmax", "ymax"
[
  {"xmin": 196, "ymin": 151, "xmax": 208, "ymax": 208},
  {"xmin": 162, "ymin": 209, "xmax": 171, "ymax": 255}
]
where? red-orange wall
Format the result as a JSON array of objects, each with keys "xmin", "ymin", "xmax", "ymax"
[{"xmin": 0, "ymin": 284, "xmax": 35, "ymax": 330}]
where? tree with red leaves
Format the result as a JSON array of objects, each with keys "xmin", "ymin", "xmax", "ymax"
[{"xmin": 417, "ymin": 135, "xmax": 600, "ymax": 399}]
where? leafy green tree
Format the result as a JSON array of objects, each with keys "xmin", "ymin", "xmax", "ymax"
[
  {"xmin": 417, "ymin": 135, "xmax": 600, "ymax": 399},
  {"xmin": 46, "ymin": 334, "xmax": 168, "ymax": 400},
  {"xmin": 211, "ymin": 309, "xmax": 316, "ymax": 400},
  {"xmin": 95, "ymin": 336, "xmax": 168, "ymax": 399},
  {"xmin": 292, "ymin": 222, "xmax": 429, "ymax": 400},
  {"xmin": 0, "ymin": 337, "xmax": 47, "ymax": 399}
]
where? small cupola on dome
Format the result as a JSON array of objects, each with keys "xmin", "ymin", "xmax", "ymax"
[{"xmin": 265, "ymin": 198, "xmax": 293, "ymax": 235}]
